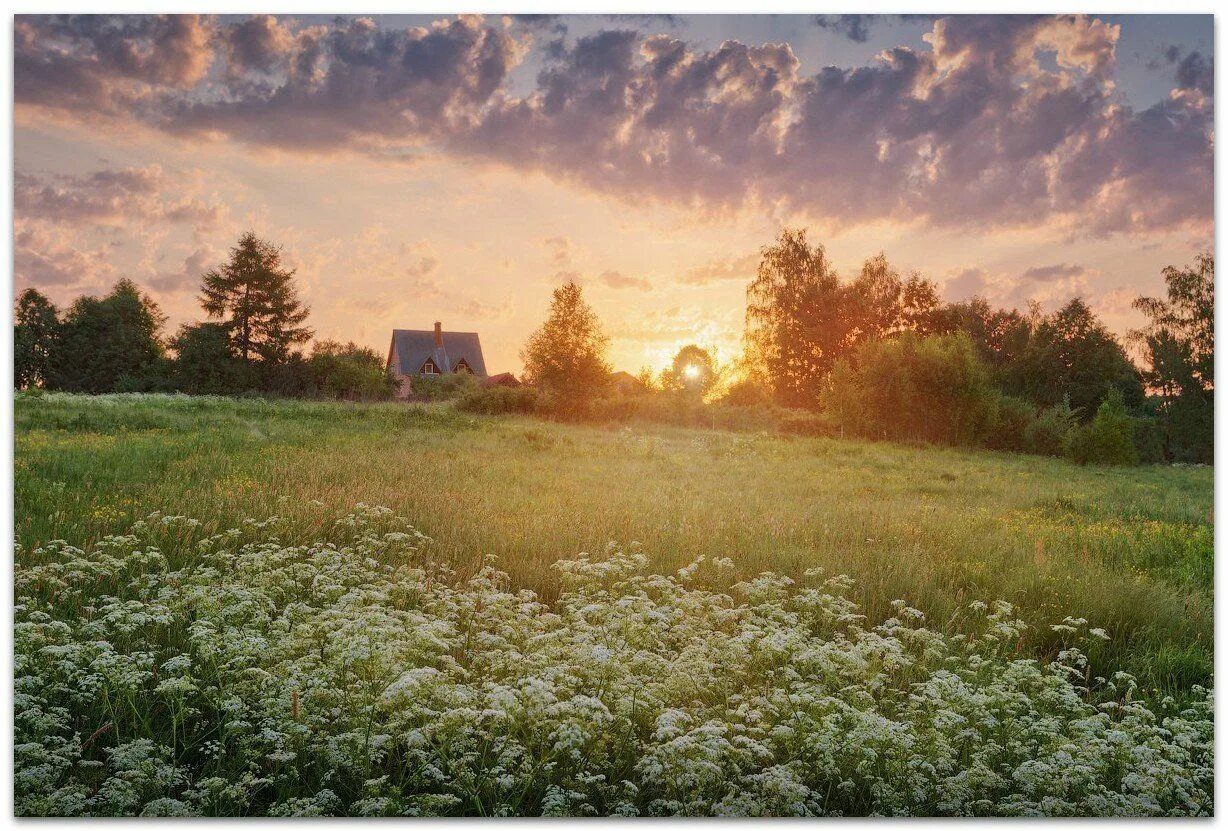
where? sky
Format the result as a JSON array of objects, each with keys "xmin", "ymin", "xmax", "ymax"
[{"xmin": 12, "ymin": 13, "xmax": 1214, "ymax": 374}]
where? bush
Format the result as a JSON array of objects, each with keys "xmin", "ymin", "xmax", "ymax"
[
  {"xmin": 985, "ymin": 395, "xmax": 1036, "ymax": 453},
  {"xmin": 307, "ymin": 341, "xmax": 396, "ymax": 401},
  {"xmin": 1025, "ymin": 401, "xmax": 1078, "ymax": 457},
  {"xmin": 1068, "ymin": 390, "xmax": 1140, "ymax": 466},
  {"xmin": 778, "ymin": 409, "xmax": 833, "ymax": 437},
  {"xmin": 719, "ymin": 378, "xmax": 772, "ymax": 407},
  {"xmin": 13, "ymin": 508, "xmax": 1214, "ymax": 816},
  {"xmin": 456, "ymin": 385, "xmax": 539, "ymax": 415},
  {"xmin": 410, "ymin": 373, "xmax": 480, "ymax": 402},
  {"xmin": 822, "ymin": 332, "xmax": 997, "ymax": 447}
]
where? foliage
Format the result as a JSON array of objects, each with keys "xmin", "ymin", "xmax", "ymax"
[
  {"xmin": 661, "ymin": 344, "xmax": 718, "ymax": 395},
  {"xmin": 456, "ymin": 385, "xmax": 540, "ymax": 415},
  {"xmin": 1012, "ymin": 299, "xmax": 1145, "ymax": 419},
  {"xmin": 1069, "ymin": 390, "xmax": 1140, "ymax": 467},
  {"xmin": 14, "ymin": 507, "xmax": 1214, "ymax": 816},
  {"xmin": 745, "ymin": 229, "xmax": 840, "ymax": 409},
  {"xmin": 169, "ymin": 323, "xmax": 258, "ymax": 395},
  {"xmin": 408, "ymin": 372, "xmax": 480, "ymax": 402},
  {"xmin": 984, "ymin": 395, "xmax": 1036, "ymax": 453},
  {"xmin": 1131, "ymin": 253, "xmax": 1213, "ymax": 464},
  {"xmin": 745, "ymin": 231, "xmax": 941, "ymax": 409},
  {"xmin": 200, "ymin": 232, "xmax": 312, "ymax": 365},
  {"xmin": 50, "ymin": 279, "xmax": 168, "ymax": 394},
  {"xmin": 14, "ymin": 288, "xmax": 61, "ymax": 390},
  {"xmin": 521, "ymin": 281, "xmax": 611, "ymax": 416},
  {"xmin": 307, "ymin": 340, "xmax": 395, "ymax": 401},
  {"xmin": 1023, "ymin": 401, "xmax": 1078, "ymax": 458},
  {"xmin": 822, "ymin": 333, "xmax": 997, "ymax": 446}
]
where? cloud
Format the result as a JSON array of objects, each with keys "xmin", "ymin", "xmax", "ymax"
[
  {"xmin": 15, "ymin": 165, "xmax": 225, "ymax": 229},
  {"xmin": 14, "ymin": 223, "xmax": 117, "ymax": 289},
  {"xmin": 597, "ymin": 269, "xmax": 651, "ymax": 291},
  {"xmin": 1020, "ymin": 263, "xmax": 1085, "ymax": 282},
  {"xmin": 13, "ymin": 14, "xmax": 1214, "ymax": 238},
  {"xmin": 147, "ymin": 246, "xmax": 215, "ymax": 292},
  {"xmin": 679, "ymin": 252, "xmax": 759, "ymax": 286},
  {"xmin": 811, "ymin": 14, "xmax": 936, "ymax": 43},
  {"xmin": 942, "ymin": 267, "xmax": 991, "ymax": 302}
]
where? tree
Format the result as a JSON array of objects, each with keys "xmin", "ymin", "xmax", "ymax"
[
  {"xmin": 200, "ymin": 232, "xmax": 312, "ymax": 366},
  {"xmin": 52, "ymin": 279, "xmax": 167, "ymax": 393},
  {"xmin": 308, "ymin": 340, "xmax": 396, "ymax": 401},
  {"xmin": 169, "ymin": 322, "xmax": 257, "ymax": 395},
  {"xmin": 1014, "ymin": 298, "xmax": 1144, "ymax": 418},
  {"xmin": 847, "ymin": 253, "xmax": 941, "ymax": 345},
  {"xmin": 521, "ymin": 280, "xmax": 610, "ymax": 415},
  {"xmin": 662, "ymin": 344, "xmax": 717, "ymax": 395},
  {"xmin": 1132, "ymin": 253, "xmax": 1213, "ymax": 463},
  {"xmin": 14, "ymin": 288, "xmax": 60, "ymax": 389},
  {"xmin": 745, "ymin": 228, "xmax": 841, "ymax": 409}
]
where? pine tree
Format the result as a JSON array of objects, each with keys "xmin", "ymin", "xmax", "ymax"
[{"xmin": 200, "ymin": 232, "xmax": 312, "ymax": 365}]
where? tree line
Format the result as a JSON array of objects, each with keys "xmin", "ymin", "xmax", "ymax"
[
  {"xmin": 14, "ymin": 233, "xmax": 395, "ymax": 401},
  {"xmin": 512, "ymin": 229, "xmax": 1212, "ymax": 465},
  {"xmin": 14, "ymin": 229, "xmax": 1213, "ymax": 465}
]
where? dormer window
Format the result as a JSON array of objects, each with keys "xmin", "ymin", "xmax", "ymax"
[
  {"xmin": 420, "ymin": 359, "xmax": 440, "ymax": 376},
  {"xmin": 454, "ymin": 359, "xmax": 473, "ymax": 374}
]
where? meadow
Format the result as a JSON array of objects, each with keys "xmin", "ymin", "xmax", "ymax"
[{"xmin": 13, "ymin": 393, "xmax": 1215, "ymax": 815}]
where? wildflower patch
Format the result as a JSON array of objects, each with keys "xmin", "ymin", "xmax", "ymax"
[{"xmin": 14, "ymin": 506, "xmax": 1213, "ymax": 816}]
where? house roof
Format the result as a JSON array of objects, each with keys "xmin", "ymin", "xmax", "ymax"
[{"xmin": 388, "ymin": 329, "xmax": 488, "ymax": 377}]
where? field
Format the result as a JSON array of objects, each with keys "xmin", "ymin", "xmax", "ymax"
[{"xmin": 13, "ymin": 393, "xmax": 1215, "ymax": 816}]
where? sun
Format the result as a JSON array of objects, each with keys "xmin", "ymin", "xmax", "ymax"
[{"xmin": 684, "ymin": 364, "xmax": 701, "ymax": 379}]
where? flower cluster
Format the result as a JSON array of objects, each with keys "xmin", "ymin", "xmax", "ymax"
[{"xmin": 15, "ymin": 507, "xmax": 1213, "ymax": 816}]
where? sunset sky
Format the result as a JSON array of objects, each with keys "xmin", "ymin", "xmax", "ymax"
[{"xmin": 13, "ymin": 13, "xmax": 1213, "ymax": 374}]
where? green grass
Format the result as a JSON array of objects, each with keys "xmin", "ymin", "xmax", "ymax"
[{"xmin": 15, "ymin": 391, "xmax": 1213, "ymax": 694}]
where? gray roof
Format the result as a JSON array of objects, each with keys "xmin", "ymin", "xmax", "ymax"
[{"xmin": 388, "ymin": 329, "xmax": 488, "ymax": 377}]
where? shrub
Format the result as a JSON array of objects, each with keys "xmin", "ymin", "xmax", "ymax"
[
  {"xmin": 1025, "ymin": 401, "xmax": 1078, "ymax": 457},
  {"xmin": 985, "ymin": 395, "xmax": 1036, "ymax": 453},
  {"xmin": 456, "ymin": 385, "xmax": 539, "ymax": 415},
  {"xmin": 410, "ymin": 373, "xmax": 480, "ymax": 402},
  {"xmin": 718, "ymin": 378, "xmax": 772, "ymax": 407},
  {"xmin": 821, "ymin": 332, "xmax": 997, "ymax": 446},
  {"xmin": 778, "ymin": 409, "xmax": 833, "ymax": 437},
  {"xmin": 1068, "ymin": 390, "xmax": 1140, "ymax": 466},
  {"xmin": 14, "ymin": 508, "xmax": 1214, "ymax": 816},
  {"xmin": 308, "ymin": 340, "xmax": 396, "ymax": 401}
]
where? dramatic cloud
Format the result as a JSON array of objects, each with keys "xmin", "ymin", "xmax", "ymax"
[{"xmin": 13, "ymin": 14, "xmax": 1214, "ymax": 238}]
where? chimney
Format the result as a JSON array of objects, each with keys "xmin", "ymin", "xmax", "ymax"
[{"xmin": 433, "ymin": 321, "xmax": 443, "ymax": 347}]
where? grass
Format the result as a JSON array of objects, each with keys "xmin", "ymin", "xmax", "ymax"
[{"xmin": 14, "ymin": 391, "xmax": 1213, "ymax": 694}]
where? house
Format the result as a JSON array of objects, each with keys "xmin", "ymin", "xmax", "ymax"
[
  {"xmin": 387, "ymin": 323, "xmax": 488, "ymax": 398},
  {"xmin": 610, "ymin": 370, "xmax": 646, "ymax": 395},
  {"xmin": 483, "ymin": 372, "xmax": 520, "ymax": 388}
]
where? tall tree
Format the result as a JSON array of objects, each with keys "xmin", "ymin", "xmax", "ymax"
[
  {"xmin": 521, "ymin": 280, "xmax": 610, "ymax": 414},
  {"xmin": 847, "ymin": 253, "xmax": 941, "ymax": 345},
  {"xmin": 14, "ymin": 288, "xmax": 61, "ymax": 389},
  {"xmin": 1014, "ymin": 298, "xmax": 1144, "ymax": 418},
  {"xmin": 53, "ymin": 279, "xmax": 167, "ymax": 393},
  {"xmin": 1132, "ymin": 252, "xmax": 1214, "ymax": 462},
  {"xmin": 745, "ymin": 228, "xmax": 841, "ymax": 409},
  {"xmin": 200, "ymin": 232, "xmax": 312, "ymax": 366}
]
